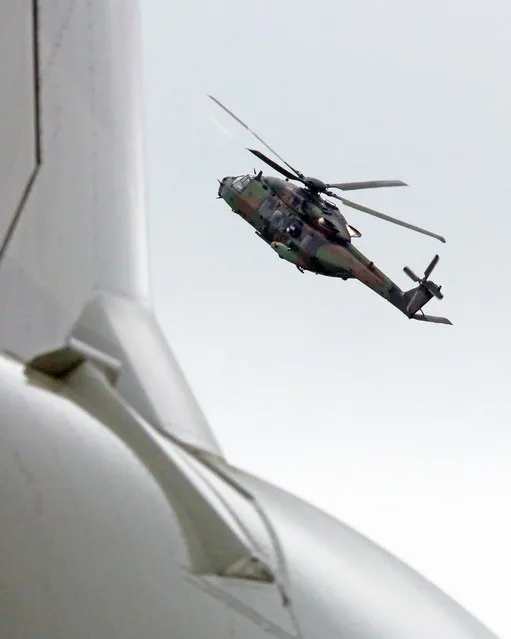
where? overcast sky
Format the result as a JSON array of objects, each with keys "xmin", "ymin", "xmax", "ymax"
[{"xmin": 140, "ymin": 1, "xmax": 511, "ymax": 636}]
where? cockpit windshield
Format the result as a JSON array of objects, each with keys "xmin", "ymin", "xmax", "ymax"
[{"xmin": 231, "ymin": 174, "xmax": 251, "ymax": 193}]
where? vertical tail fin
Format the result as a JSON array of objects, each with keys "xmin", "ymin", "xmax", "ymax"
[
  {"xmin": 402, "ymin": 255, "xmax": 451, "ymax": 324},
  {"xmin": 0, "ymin": 1, "xmax": 223, "ymax": 457}
]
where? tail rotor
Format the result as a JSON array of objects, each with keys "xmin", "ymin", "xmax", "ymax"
[
  {"xmin": 404, "ymin": 254, "xmax": 443, "ymax": 300},
  {"xmin": 403, "ymin": 266, "xmax": 420, "ymax": 283}
]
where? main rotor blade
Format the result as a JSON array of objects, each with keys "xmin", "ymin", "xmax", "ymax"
[
  {"xmin": 328, "ymin": 193, "xmax": 446, "ymax": 243},
  {"xmin": 248, "ymin": 149, "xmax": 301, "ymax": 182},
  {"xmin": 208, "ymin": 95, "xmax": 303, "ymax": 178},
  {"xmin": 327, "ymin": 180, "xmax": 407, "ymax": 191}
]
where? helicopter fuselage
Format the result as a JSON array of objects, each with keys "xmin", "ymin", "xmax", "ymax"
[
  {"xmin": 211, "ymin": 94, "xmax": 451, "ymax": 324},
  {"xmin": 218, "ymin": 173, "xmax": 411, "ymax": 314}
]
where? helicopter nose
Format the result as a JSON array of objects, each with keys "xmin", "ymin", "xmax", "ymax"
[
  {"xmin": 217, "ymin": 176, "xmax": 233, "ymax": 198},
  {"xmin": 217, "ymin": 177, "xmax": 228, "ymax": 197}
]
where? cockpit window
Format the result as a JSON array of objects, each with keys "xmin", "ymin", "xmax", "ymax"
[{"xmin": 232, "ymin": 175, "xmax": 251, "ymax": 193}]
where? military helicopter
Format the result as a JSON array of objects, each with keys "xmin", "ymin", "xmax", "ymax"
[{"xmin": 210, "ymin": 95, "xmax": 452, "ymax": 325}]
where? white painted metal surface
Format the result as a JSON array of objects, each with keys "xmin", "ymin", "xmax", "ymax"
[
  {"xmin": 0, "ymin": 1, "xmax": 148, "ymax": 359},
  {"xmin": 0, "ymin": 0, "xmax": 221, "ymax": 457},
  {"xmin": 0, "ymin": 0, "xmax": 39, "ymax": 246}
]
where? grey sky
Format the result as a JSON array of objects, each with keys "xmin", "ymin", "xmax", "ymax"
[{"xmin": 140, "ymin": 1, "xmax": 510, "ymax": 636}]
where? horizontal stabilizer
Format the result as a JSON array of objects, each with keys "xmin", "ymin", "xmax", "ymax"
[{"xmin": 412, "ymin": 313, "xmax": 453, "ymax": 325}]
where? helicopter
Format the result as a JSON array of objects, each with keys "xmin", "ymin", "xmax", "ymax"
[{"xmin": 210, "ymin": 95, "xmax": 452, "ymax": 325}]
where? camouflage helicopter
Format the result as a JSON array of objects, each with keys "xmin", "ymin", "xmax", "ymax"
[{"xmin": 210, "ymin": 95, "xmax": 452, "ymax": 325}]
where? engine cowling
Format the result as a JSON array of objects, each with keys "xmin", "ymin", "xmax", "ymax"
[{"xmin": 318, "ymin": 217, "xmax": 351, "ymax": 242}]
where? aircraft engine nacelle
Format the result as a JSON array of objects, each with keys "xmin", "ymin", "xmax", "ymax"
[{"xmin": 318, "ymin": 217, "xmax": 351, "ymax": 242}]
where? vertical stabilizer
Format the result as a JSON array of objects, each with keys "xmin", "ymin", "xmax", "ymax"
[
  {"xmin": 0, "ymin": 1, "xmax": 149, "ymax": 357},
  {"xmin": 0, "ymin": 1, "xmax": 223, "ymax": 457}
]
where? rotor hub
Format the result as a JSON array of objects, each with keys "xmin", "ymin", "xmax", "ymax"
[
  {"xmin": 304, "ymin": 177, "xmax": 326, "ymax": 193},
  {"xmin": 209, "ymin": 95, "xmax": 446, "ymax": 245}
]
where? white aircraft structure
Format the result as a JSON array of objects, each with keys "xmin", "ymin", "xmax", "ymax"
[{"xmin": 0, "ymin": 2, "xmax": 501, "ymax": 638}]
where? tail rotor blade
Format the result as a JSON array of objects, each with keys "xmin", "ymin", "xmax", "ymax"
[
  {"xmin": 403, "ymin": 266, "xmax": 421, "ymax": 282},
  {"xmin": 424, "ymin": 254, "xmax": 439, "ymax": 279}
]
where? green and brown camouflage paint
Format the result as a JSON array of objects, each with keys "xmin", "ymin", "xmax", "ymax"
[{"xmin": 218, "ymin": 174, "xmax": 425, "ymax": 318}]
